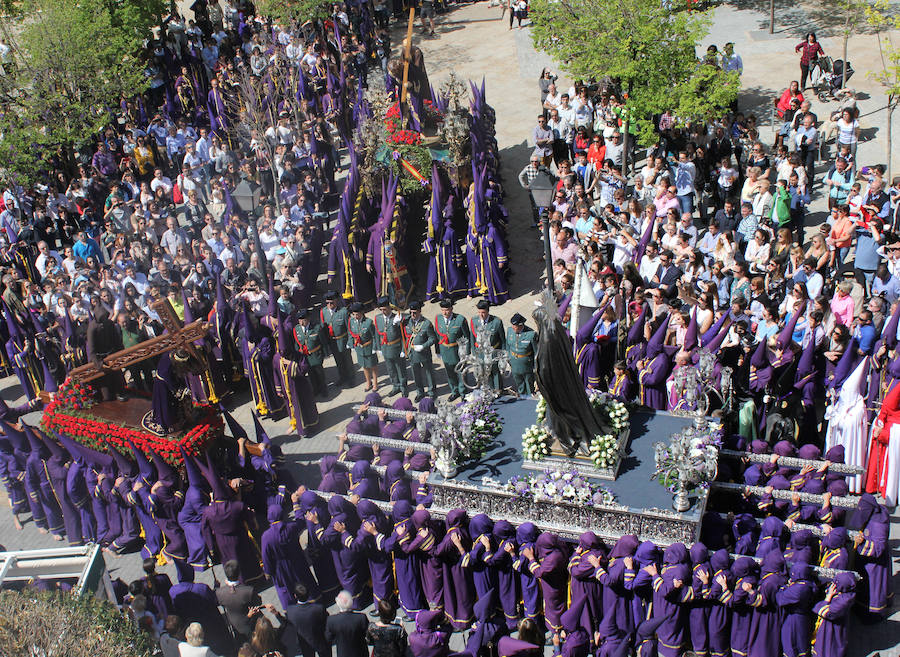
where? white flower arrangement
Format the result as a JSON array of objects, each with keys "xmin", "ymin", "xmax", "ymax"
[
  {"xmin": 535, "ymin": 396, "xmax": 547, "ymax": 425},
  {"xmin": 589, "ymin": 434, "xmax": 619, "ymax": 469},
  {"xmin": 522, "ymin": 423, "xmax": 551, "ymax": 461},
  {"xmin": 507, "ymin": 467, "xmax": 615, "ymax": 506},
  {"xmin": 587, "ymin": 391, "xmax": 630, "ymax": 435}
]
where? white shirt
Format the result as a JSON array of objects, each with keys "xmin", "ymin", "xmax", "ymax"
[
  {"xmin": 178, "ymin": 642, "xmax": 218, "ymax": 657},
  {"xmin": 805, "ymin": 271, "xmax": 824, "ymax": 299},
  {"xmin": 151, "ymin": 176, "xmax": 173, "ymax": 195},
  {"xmin": 639, "ymin": 254, "xmax": 660, "ymax": 283},
  {"xmin": 837, "ymin": 118, "xmax": 859, "ymax": 144},
  {"xmin": 35, "ymin": 250, "xmax": 62, "ymax": 278},
  {"xmin": 544, "ymin": 90, "xmax": 562, "ymax": 110}
]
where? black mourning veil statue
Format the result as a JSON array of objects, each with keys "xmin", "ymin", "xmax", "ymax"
[{"xmin": 533, "ymin": 292, "xmax": 610, "ymax": 457}]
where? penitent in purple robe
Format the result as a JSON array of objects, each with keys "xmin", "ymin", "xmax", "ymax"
[
  {"xmin": 200, "ymin": 498, "xmax": 263, "ymax": 583},
  {"xmin": 426, "ymin": 219, "xmax": 467, "ymax": 302},
  {"xmin": 25, "ymin": 451, "xmax": 64, "ymax": 538},
  {"xmin": 169, "ymin": 576, "xmax": 233, "ymax": 657},
  {"xmin": 512, "ymin": 524, "xmax": 542, "ymax": 624},
  {"xmin": 568, "ymin": 532, "xmax": 606, "ymax": 637},
  {"xmin": 748, "ymin": 552, "xmax": 788, "ymax": 657},
  {"xmin": 464, "ymin": 514, "xmax": 498, "ymax": 600},
  {"xmin": 65, "ymin": 458, "xmax": 95, "ymax": 543},
  {"xmin": 296, "ymin": 492, "xmax": 341, "ymax": 601},
  {"xmin": 408, "ymin": 509, "xmax": 443, "ymax": 610},
  {"xmin": 318, "ymin": 455, "xmax": 349, "ymax": 494},
  {"xmin": 597, "ymin": 535, "xmax": 639, "ymax": 655},
  {"xmin": 150, "ymin": 485, "xmax": 188, "ymax": 564},
  {"xmin": 435, "ymin": 509, "xmax": 475, "ymax": 629},
  {"xmin": 777, "ymin": 563, "xmax": 816, "ymax": 657},
  {"xmin": 177, "ymin": 449, "xmax": 210, "ymax": 573},
  {"xmin": 384, "ymin": 500, "xmax": 425, "ymax": 616},
  {"xmin": 261, "ymin": 505, "xmax": 321, "ymax": 609},
  {"xmin": 348, "ymin": 459, "xmax": 381, "ymax": 500},
  {"xmin": 688, "ymin": 543, "xmax": 711, "ymax": 657},
  {"xmin": 629, "ymin": 542, "xmax": 659, "ymax": 633},
  {"xmin": 854, "ymin": 497, "xmax": 891, "ymax": 618},
  {"xmin": 706, "ymin": 549, "xmax": 732, "ymax": 657},
  {"xmin": 324, "ymin": 496, "xmax": 371, "ymax": 609},
  {"xmin": 528, "ymin": 533, "xmax": 569, "ymax": 632},
  {"xmin": 0, "ymin": 444, "xmax": 27, "ymax": 518},
  {"xmin": 488, "ymin": 520, "xmax": 520, "ymax": 629},
  {"xmin": 652, "ymin": 544, "xmax": 692, "ymax": 657},
  {"xmin": 408, "ymin": 610, "xmax": 451, "ymax": 657},
  {"xmin": 728, "ymin": 557, "xmax": 759, "ymax": 657},
  {"xmin": 811, "ymin": 573, "xmax": 856, "ymax": 657},
  {"xmin": 44, "ymin": 450, "xmax": 82, "ymax": 546},
  {"xmin": 353, "ymin": 500, "xmax": 395, "ymax": 605},
  {"xmin": 560, "ymin": 597, "xmax": 590, "ymax": 657},
  {"xmin": 128, "ymin": 483, "xmax": 164, "ymax": 558},
  {"xmin": 637, "ymin": 353, "xmax": 671, "ymax": 410}
]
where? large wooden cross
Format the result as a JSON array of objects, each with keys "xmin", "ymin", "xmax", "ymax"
[
  {"xmin": 66, "ymin": 298, "xmax": 209, "ymax": 386},
  {"xmin": 399, "ymin": 6, "xmax": 416, "ymax": 107}
]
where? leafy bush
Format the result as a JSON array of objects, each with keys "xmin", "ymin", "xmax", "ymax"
[{"xmin": 0, "ymin": 589, "xmax": 156, "ymax": 657}]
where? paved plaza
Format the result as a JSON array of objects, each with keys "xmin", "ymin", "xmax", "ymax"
[{"xmin": 1, "ymin": 1, "xmax": 900, "ymax": 654}]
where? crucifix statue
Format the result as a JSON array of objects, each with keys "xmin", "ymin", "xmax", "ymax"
[{"xmin": 49, "ymin": 298, "xmax": 210, "ymax": 404}]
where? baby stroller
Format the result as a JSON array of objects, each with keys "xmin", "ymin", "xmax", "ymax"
[{"xmin": 817, "ymin": 58, "xmax": 854, "ymax": 102}]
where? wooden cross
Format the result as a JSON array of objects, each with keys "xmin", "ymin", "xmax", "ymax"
[
  {"xmin": 400, "ymin": 6, "xmax": 416, "ymax": 107},
  {"xmin": 65, "ymin": 298, "xmax": 209, "ymax": 387}
]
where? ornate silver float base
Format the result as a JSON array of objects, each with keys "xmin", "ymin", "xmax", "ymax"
[{"xmin": 428, "ymin": 475, "xmax": 704, "ymax": 545}]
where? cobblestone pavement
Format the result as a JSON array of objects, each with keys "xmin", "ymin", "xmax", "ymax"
[{"xmin": 1, "ymin": 2, "xmax": 900, "ymax": 653}]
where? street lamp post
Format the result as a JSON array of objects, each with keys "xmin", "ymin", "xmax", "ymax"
[
  {"xmin": 529, "ymin": 171, "xmax": 556, "ymax": 290},
  {"xmin": 231, "ymin": 179, "xmax": 269, "ymax": 284}
]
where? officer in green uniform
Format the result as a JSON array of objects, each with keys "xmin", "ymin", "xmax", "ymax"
[
  {"xmin": 347, "ymin": 301, "xmax": 379, "ymax": 391},
  {"xmin": 320, "ymin": 291, "xmax": 354, "ymax": 386},
  {"xmin": 470, "ymin": 299, "xmax": 506, "ymax": 390},
  {"xmin": 434, "ymin": 298, "xmax": 470, "ymax": 401},
  {"xmin": 507, "ymin": 312, "xmax": 536, "ymax": 396},
  {"xmin": 402, "ymin": 300, "xmax": 437, "ymax": 401},
  {"xmin": 374, "ymin": 296, "xmax": 408, "ymax": 396},
  {"xmin": 292, "ymin": 309, "xmax": 327, "ymax": 397}
]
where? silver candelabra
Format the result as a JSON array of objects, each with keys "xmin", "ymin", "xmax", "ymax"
[
  {"xmin": 455, "ymin": 323, "xmax": 510, "ymax": 403},
  {"xmin": 652, "ymin": 426, "xmax": 720, "ymax": 512},
  {"xmin": 671, "ymin": 347, "xmax": 733, "ymax": 429},
  {"xmin": 427, "ymin": 398, "xmax": 465, "ymax": 478}
]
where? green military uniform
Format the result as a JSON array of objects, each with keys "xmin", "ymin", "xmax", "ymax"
[
  {"xmin": 293, "ymin": 320, "xmax": 327, "ymax": 396},
  {"xmin": 507, "ymin": 324, "xmax": 537, "ymax": 395},
  {"xmin": 434, "ymin": 311, "xmax": 470, "ymax": 399},
  {"xmin": 374, "ymin": 310, "xmax": 408, "ymax": 395},
  {"xmin": 471, "ymin": 313, "xmax": 507, "ymax": 390},
  {"xmin": 347, "ymin": 315, "xmax": 378, "ymax": 369},
  {"xmin": 320, "ymin": 304, "xmax": 354, "ymax": 385},
  {"xmin": 403, "ymin": 312, "xmax": 437, "ymax": 399}
]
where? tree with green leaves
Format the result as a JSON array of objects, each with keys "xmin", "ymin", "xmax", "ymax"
[
  {"xmin": 0, "ymin": 0, "xmax": 159, "ymax": 186},
  {"xmin": 866, "ymin": 0, "xmax": 900, "ymax": 178},
  {"xmin": 527, "ymin": 0, "xmax": 739, "ymax": 174},
  {"xmin": 833, "ymin": 0, "xmax": 869, "ymax": 89},
  {"xmin": 254, "ymin": 0, "xmax": 333, "ymax": 26},
  {"xmin": 0, "ymin": 589, "xmax": 156, "ymax": 657}
]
